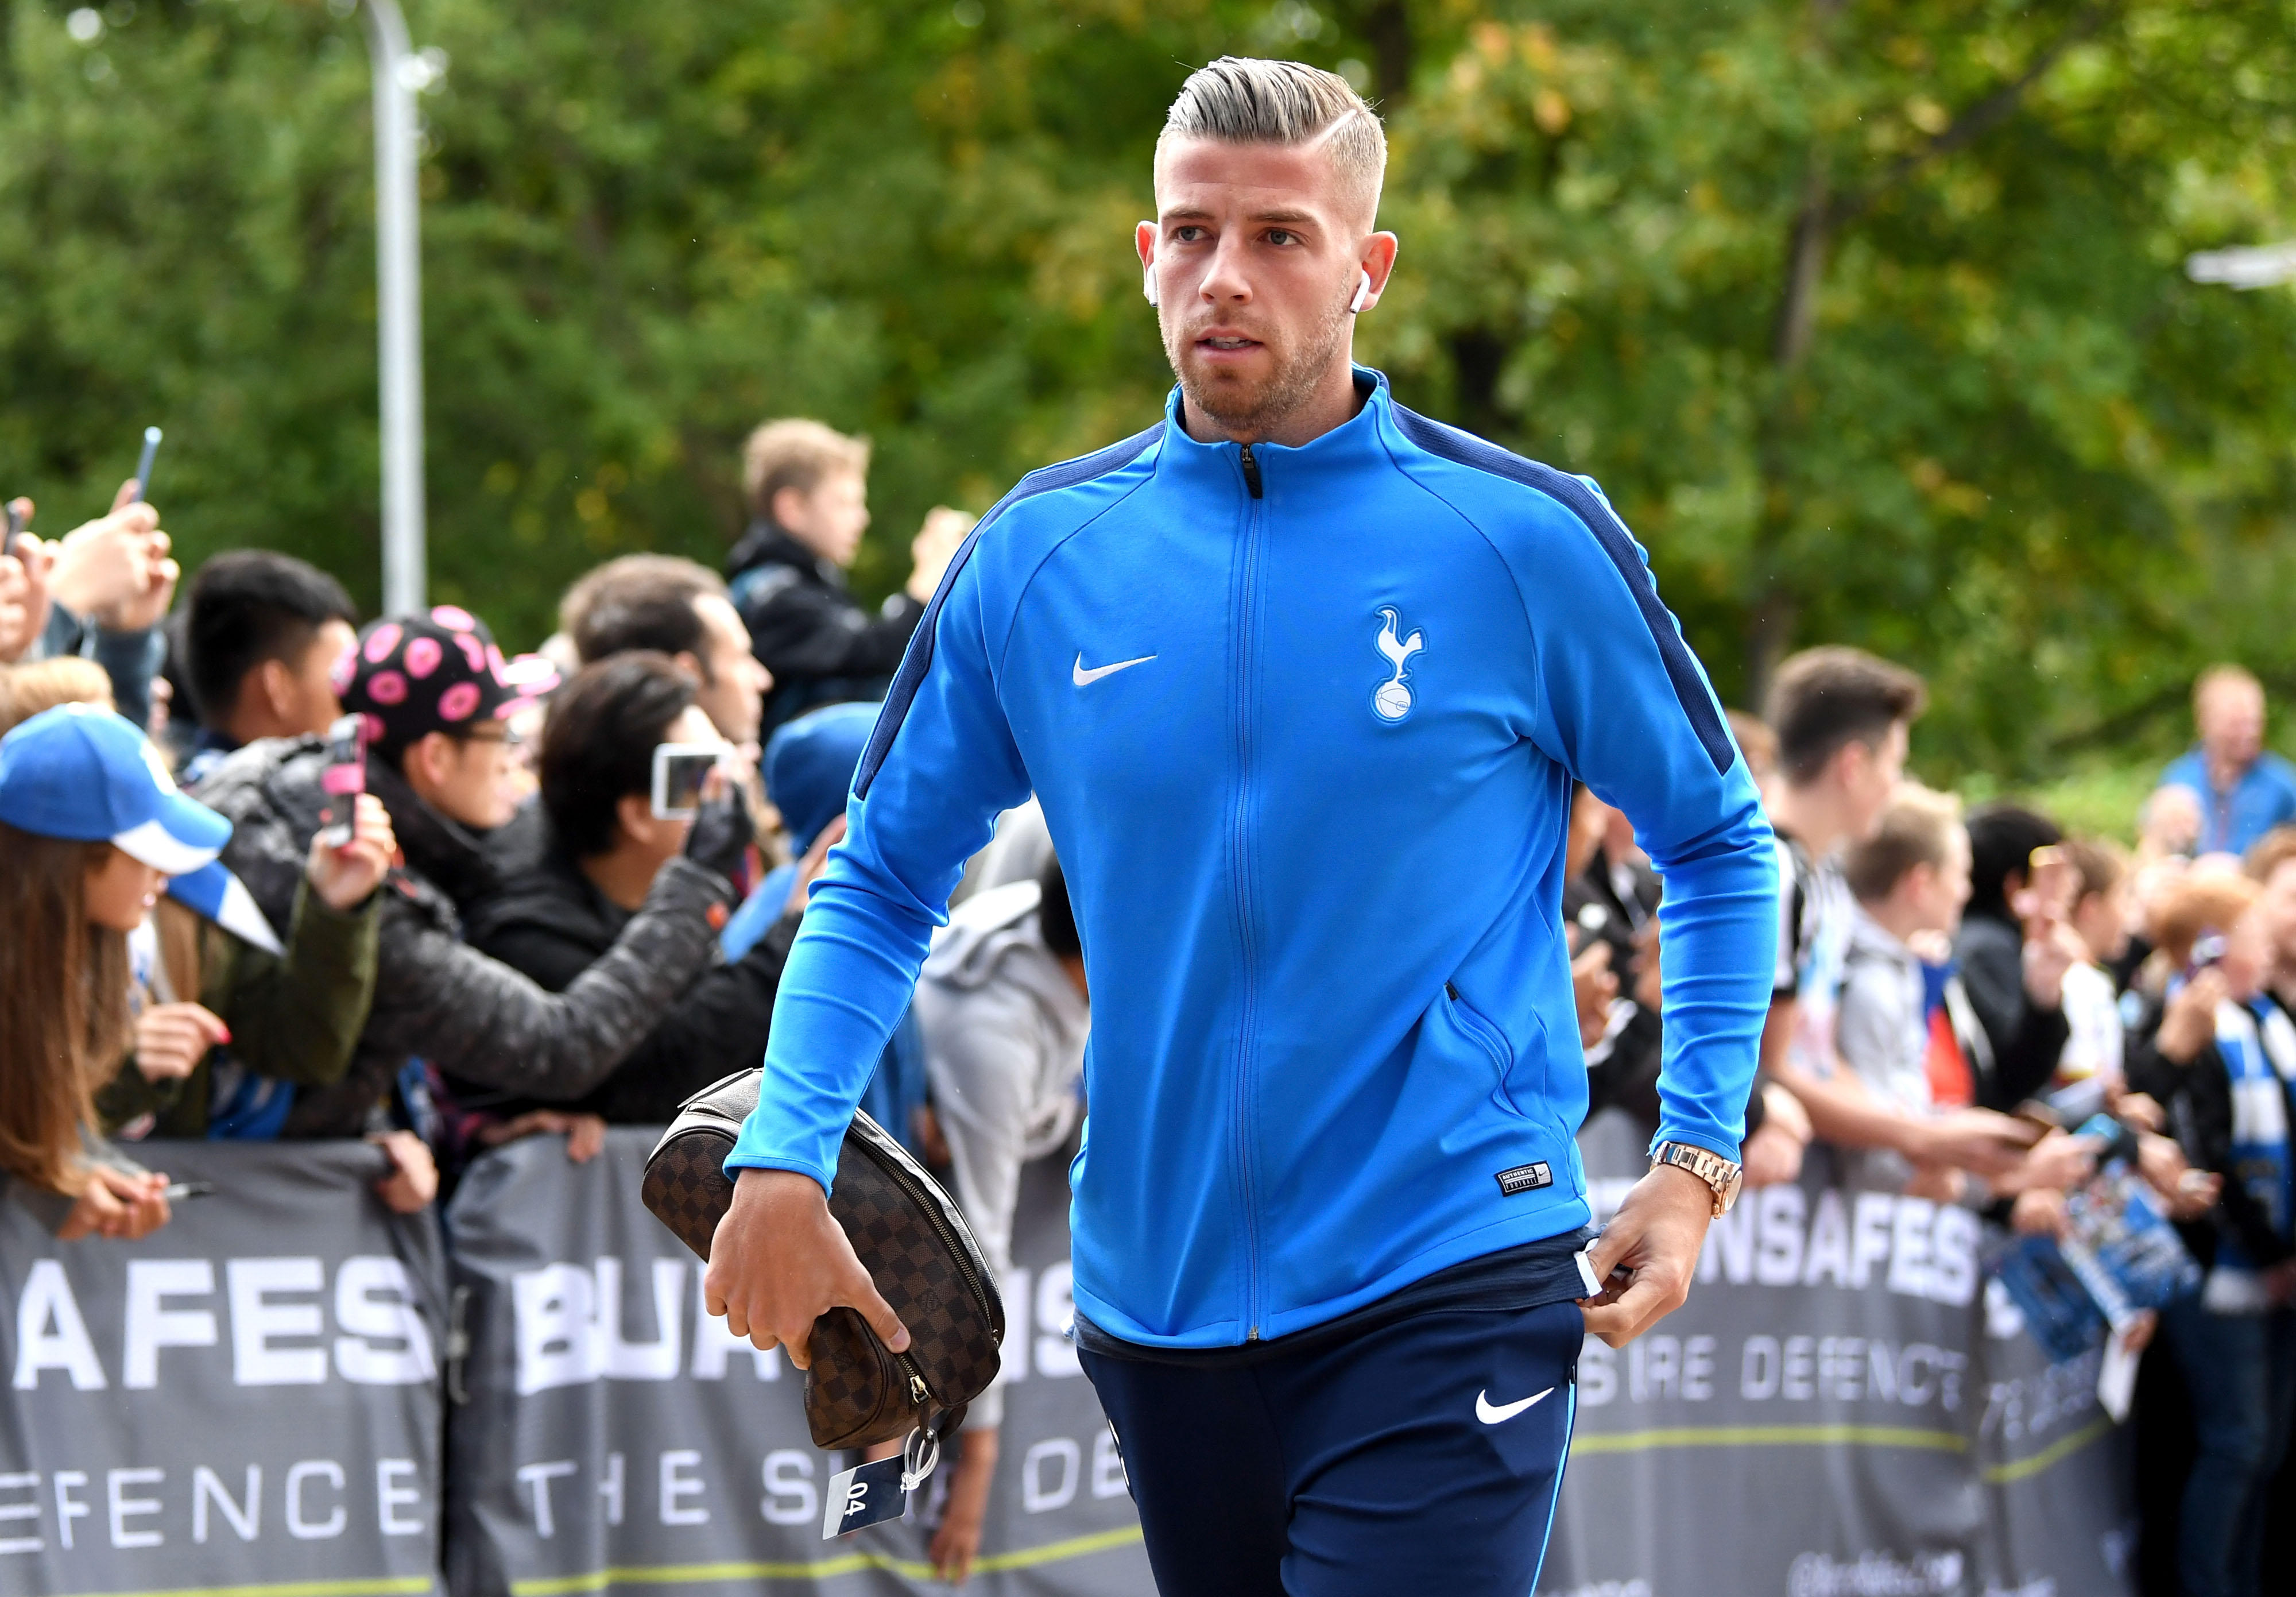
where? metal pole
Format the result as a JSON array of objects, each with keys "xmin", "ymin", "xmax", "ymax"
[{"xmin": 361, "ymin": 0, "xmax": 426, "ymax": 616}]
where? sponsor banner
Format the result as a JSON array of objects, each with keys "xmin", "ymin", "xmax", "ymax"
[
  {"xmin": 1540, "ymin": 1111, "xmax": 2132, "ymax": 1597},
  {"xmin": 1971, "ymin": 1297, "xmax": 2135, "ymax": 1595},
  {"xmin": 443, "ymin": 1130, "xmax": 1151, "ymax": 1597},
  {"xmin": 0, "ymin": 1141, "xmax": 447, "ymax": 1597}
]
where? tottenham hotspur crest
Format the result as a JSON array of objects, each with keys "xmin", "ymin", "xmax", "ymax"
[{"xmin": 1372, "ymin": 606, "xmax": 1424, "ymax": 722}]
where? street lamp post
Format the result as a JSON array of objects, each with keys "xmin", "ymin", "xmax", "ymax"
[{"xmin": 359, "ymin": 0, "xmax": 426, "ymax": 616}]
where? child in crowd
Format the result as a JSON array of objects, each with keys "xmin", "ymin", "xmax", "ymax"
[
  {"xmin": 1834, "ymin": 786, "xmax": 2090, "ymax": 1200},
  {"xmin": 0, "ymin": 706, "xmax": 226, "ymax": 1239}
]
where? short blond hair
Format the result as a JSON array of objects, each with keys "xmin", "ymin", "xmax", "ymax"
[
  {"xmin": 741, "ymin": 419, "xmax": 869, "ymax": 520},
  {"xmin": 1843, "ymin": 783, "xmax": 1963, "ymax": 904},
  {"xmin": 1156, "ymin": 57, "xmax": 1387, "ymax": 226},
  {"xmin": 2151, "ymin": 872, "xmax": 2262, "ymax": 969},
  {"xmin": 0, "ymin": 657, "xmax": 114, "ymax": 737}
]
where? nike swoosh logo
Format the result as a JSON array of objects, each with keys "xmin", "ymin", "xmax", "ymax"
[
  {"xmin": 1073, "ymin": 652, "xmax": 1157, "ymax": 687},
  {"xmin": 1476, "ymin": 1386, "xmax": 1555, "ymax": 1425}
]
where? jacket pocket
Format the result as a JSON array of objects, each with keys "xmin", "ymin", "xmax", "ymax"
[{"xmin": 1445, "ymin": 982, "xmax": 1522, "ymax": 1114}]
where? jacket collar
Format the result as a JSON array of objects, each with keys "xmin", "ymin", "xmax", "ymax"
[
  {"xmin": 726, "ymin": 519, "xmax": 846, "ymax": 591},
  {"xmin": 1156, "ymin": 365, "xmax": 1392, "ymax": 493}
]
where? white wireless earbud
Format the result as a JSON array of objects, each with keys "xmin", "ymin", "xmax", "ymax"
[
  {"xmin": 1349, "ymin": 268, "xmax": 1372, "ymax": 314},
  {"xmin": 1143, "ymin": 265, "xmax": 1159, "ymax": 307}
]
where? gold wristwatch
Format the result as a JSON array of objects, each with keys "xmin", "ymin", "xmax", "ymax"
[{"xmin": 1651, "ymin": 1141, "xmax": 1743, "ymax": 1217}]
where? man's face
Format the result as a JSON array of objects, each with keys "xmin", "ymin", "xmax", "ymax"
[
  {"xmin": 1839, "ymin": 720, "xmax": 1910, "ymax": 842},
  {"xmin": 283, "ymin": 618, "xmax": 358, "ymax": 737},
  {"xmin": 777, "ymin": 471, "xmax": 870, "ymax": 569},
  {"xmin": 412, "ymin": 725, "xmax": 521, "ymax": 832},
  {"xmin": 2198, "ymin": 679, "xmax": 2265, "ymax": 771},
  {"xmin": 1137, "ymin": 137, "xmax": 1395, "ymax": 438},
  {"xmin": 688, "ymin": 593, "xmax": 769, "ymax": 747}
]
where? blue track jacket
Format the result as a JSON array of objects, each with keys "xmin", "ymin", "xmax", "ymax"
[{"xmin": 728, "ymin": 370, "xmax": 1777, "ymax": 1349}]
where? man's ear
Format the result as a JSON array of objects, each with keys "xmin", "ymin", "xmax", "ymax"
[
  {"xmin": 255, "ymin": 656, "xmax": 295, "ymax": 720},
  {"xmin": 770, "ymin": 484, "xmax": 811, "ymax": 533},
  {"xmin": 672, "ymin": 649, "xmax": 706, "ymax": 688},
  {"xmin": 615, "ymin": 791, "xmax": 675, "ymax": 852}
]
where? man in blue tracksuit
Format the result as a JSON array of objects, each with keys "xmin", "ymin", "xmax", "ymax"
[{"xmin": 706, "ymin": 57, "xmax": 1776, "ymax": 1593}]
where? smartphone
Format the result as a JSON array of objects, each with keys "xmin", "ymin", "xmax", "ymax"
[
  {"xmin": 651, "ymin": 743, "xmax": 722, "ymax": 820},
  {"xmin": 2190, "ymin": 933, "xmax": 2228, "ymax": 974},
  {"xmin": 131, "ymin": 426, "xmax": 162, "ymax": 504},
  {"xmin": 160, "ymin": 1181, "xmax": 216, "ymax": 1202},
  {"xmin": 318, "ymin": 713, "xmax": 368, "ymax": 847}
]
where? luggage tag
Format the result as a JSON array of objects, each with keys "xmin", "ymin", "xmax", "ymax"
[{"xmin": 821, "ymin": 1427, "xmax": 942, "ymax": 1539}]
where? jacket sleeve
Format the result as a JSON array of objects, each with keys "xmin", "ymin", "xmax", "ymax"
[
  {"xmin": 366, "ymin": 857, "xmax": 730, "ymax": 1102},
  {"xmin": 576, "ymin": 912, "xmax": 802, "ymax": 1123},
  {"xmin": 744, "ymin": 571, "xmax": 926, "ymax": 682},
  {"xmin": 1508, "ymin": 482, "xmax": 1776, "ymax": 1163},
  {"xmin": 210, "ymin": 882, "xmax": 382, "ymax": 1089},
  {"xmin": 1956, "ymin": 920, "xmax": 2030, "ymax": 1068},
  {"xmin": 1982, "ymin": 1001, "xmax": 2070, "ymax": 1112},
  {"xmin": 729, "ymin": 550, "xmax": 1032, "ymax": 1190}
]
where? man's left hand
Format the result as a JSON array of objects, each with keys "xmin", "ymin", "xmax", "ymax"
[{"xmin": 1579, "ymin": 1162, "xmax": 1714, "ymax": 1347}]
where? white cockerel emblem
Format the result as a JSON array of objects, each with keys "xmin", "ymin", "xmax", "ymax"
[{"xmin": 1372, "ymin": 606, "xmax": 1424, "ymax": 722}]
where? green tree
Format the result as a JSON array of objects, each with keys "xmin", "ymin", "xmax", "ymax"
[{"xmin": 2, "ymin": 0, "xmax": 2290, "ymax": 780}]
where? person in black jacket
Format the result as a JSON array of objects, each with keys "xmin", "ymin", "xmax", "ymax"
[
  {"xmin": 462, "ymin": 653, "xmax": 818, "ymax": 1129},
  {"xmin": 2125, "ymin": 871, "xmax": 2296, "ymax": 1597},
  {"xmin": 723, "ymin": 419, "xmax": 970, "ymax": 735},
  {"xmin": 1956, "ymin": 803, "xmax": 2080, "ymax": 1109}
]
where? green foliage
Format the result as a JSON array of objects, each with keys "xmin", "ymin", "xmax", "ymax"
[{"xmin": 2, "ymin": 0, "xmax": 2291, "ymax": 783}]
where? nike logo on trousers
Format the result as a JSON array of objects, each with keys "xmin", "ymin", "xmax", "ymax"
[
  {"xmin": 1073, "ymin": 652, "xmax": 1157, "ymax": 687},
  {"xmin": 1475, "ymin": 1386, "xmax": 1555, "ymax": 1425}
]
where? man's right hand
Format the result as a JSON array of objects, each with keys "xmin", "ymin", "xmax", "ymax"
[
  {"xmin": 703, "ymin": 1167, "xmax": 911, "ymax": 1368},
  {"xmin": 2156, "ymin": 969, "xmax": 2226, "ymax": 1063},
  {"xmin": 1908, "ymin": 1108, "xmax": 2032, "ymax": 1178}
]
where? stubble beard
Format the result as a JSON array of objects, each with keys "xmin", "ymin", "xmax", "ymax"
[{"xmin": 1162, "ymin": 287, "xmax": 1354, "ymax": 438}]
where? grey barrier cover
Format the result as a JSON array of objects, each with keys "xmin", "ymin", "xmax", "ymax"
[
  {"xmin": 442, "ymin": 1128, "xmax": 1153, "ymax": 1596},
  {"xmin": 0, "ymin": 1140, "xmax": 448, "ymax": 1597},
  {"xmin": 1537, "ymin": 1111, "xmax": 2134, "ymax": 1597}
]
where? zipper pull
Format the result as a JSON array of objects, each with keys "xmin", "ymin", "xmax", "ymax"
[
  {"xmin": 909, "ymin": 1372, "xmax": 928, "ymax": 1405},
  {"xmin": 1239, "ymin": 443, "xmax": 1263, "ymax": 500}
]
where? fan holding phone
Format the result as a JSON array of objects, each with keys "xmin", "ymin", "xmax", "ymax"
[{"xmin": 454, "ymin": 651, "xmax": 812, "ymax": 1136}]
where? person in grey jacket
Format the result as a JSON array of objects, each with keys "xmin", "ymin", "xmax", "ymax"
[
  {"xmin": 909, "ymin": 854, "xmax": 1088, "ymax": 1584},
  {"xmin": 193, "ymin": 609, "xmax": 740, "ymax": 1143}
]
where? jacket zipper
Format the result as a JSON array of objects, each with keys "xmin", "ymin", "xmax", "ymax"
[{"xmin": 1231, "ymin": 442, "xmax": 1265, "ymax": 1339}]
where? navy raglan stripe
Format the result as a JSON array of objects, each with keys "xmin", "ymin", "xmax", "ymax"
[
  {"xmin": 854, "ymin": 423, "xmax": 1165, "ymax": 799},
  {"xmin": 1388, "ymin": 404, "xmax": 1737, "ymax": 776}
]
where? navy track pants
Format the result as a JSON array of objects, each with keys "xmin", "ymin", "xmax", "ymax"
[{"xmin": 1081, "ymin": 1297, "xmax": 1581, "ymax": 1596}]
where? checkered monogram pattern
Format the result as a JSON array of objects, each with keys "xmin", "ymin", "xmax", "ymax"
[{"xmin": 642, "ymin": 1069, "xmax": 1005, "ymax": 1451}]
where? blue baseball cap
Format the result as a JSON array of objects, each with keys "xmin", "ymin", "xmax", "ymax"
[
  {"xmin": 765, "ymin": 702, "xmax": 878, "ymax": 853},
  {"xmin": 0, "ymin": 704, "xmax": 231, "ymax": 875}
]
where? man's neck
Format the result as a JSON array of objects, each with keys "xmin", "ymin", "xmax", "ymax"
[
  {"xmin": 1767, "ymin": 783, "xmax": 1852, "ymax": 860},
  {"xmin": 2204, "ymin": 747, "xmax": 2252, "ymax": 792},
  {"xmin": 1860, "ymin": 895, "xmax": 1934, "ymax": 949},
  {"xmin": 580, "ymin": 845, "xmax": 666, "ymax": 913},
  {"xmin": 1180, "ymin": 353, "xmax": 1362, "ymax": 448}
]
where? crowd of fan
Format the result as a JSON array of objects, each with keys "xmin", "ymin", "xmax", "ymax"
[{"xmin": 3, "ymin": 420, "xmax": 2293, "ymax": 1588}]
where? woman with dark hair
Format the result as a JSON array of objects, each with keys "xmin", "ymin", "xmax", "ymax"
[
  {"xmin": 1954, "ymin": 802, "xmax": 2079, "ymax": 1108},
  {"xmin": 0, "ymin": 706, "xmax": 231, "ymax": 1239}
]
